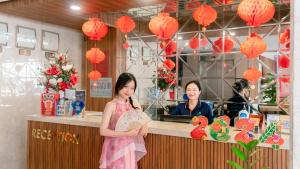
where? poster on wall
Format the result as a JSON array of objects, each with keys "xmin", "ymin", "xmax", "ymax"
[
  {"xmin": 42, "ymin": 30, "xmax": 59, "ymax": 52},
  {"xmin": 90, "ymin": 78, "xmax": 112, "ymax": 98},
  {"xmin": 0, "ymin": 22, "xmax": 8, "ymax": 46},
  {"xmin": 16, "ymin": 25, "xmax": 36, "ymax": 49}
]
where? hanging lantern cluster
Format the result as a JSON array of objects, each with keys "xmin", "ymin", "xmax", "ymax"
[
  {"xmin": 240, "ymin": 33, "xmax": 267, "ymax": 59},
  {"xmin": 192, "ymin": 5, "xmax": 217, "ymax": 31},
  {"xmin": 237, "ymin": 0, "xmax": 275, "ymax": 27},
  {"xmin": 213, "ymin": 37, "xmax": 235, "ymax": 53},
  {"xmin": 115, "ymin": 15, "xmax": 136, "ymax": 49},
  {"xmin": 82, "ymin": 18, "xmax": 108, "ymax": 81}
]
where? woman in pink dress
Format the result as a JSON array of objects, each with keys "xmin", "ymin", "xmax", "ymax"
[{"xmin": 100, "ymin": 73, "xmax": 148, "ymax": 169}]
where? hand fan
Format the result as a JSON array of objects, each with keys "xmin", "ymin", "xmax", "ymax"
[{"xmin": 115, "ymin": 110, "xmax": 151, "ymax": 132}]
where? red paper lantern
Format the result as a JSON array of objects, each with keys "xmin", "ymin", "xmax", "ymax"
[
  {"xmin": 243, "ymin": 67, "xmax": 262, "ymax": 82},
  {"xmin": 149, "ymin": 13, "xmax": 179, "ymax": 40},
  {"xmin": 240, "ymin": 33, "xmax": 267, "ymax": 59},
  {"xmin": 279, "ymin": 75, "xmax": 290, "ymax": 83},
  {"xmin": 280, "ymin": 28, "xmax": 290, "ymax": 49},
  {"xmin": 164, "ymin": 59, "xmax": 175, "ymax": 70},
  {"xmin": 82, "ymin": 18, "xmax": 108, "ymax": 40},
  {"xmin": 213, "ymin": 37, "xmax": 234, "ymax": 53},
  {"xmin": 88, "ymin": 70, "xmax": 102, "ymax": 81},
  {"xmin": 279, "ymin": 55, "xmax": 290, "ymax": 68},
  {"xmin": 213, "ymin": 0, "xmax": 233, "ymax": 6},
  {"xmin": 86, "ymin": 48, "xmax": 105, "ymax": 64},
  {"xmin": 116, "ymin": 16, "xmax": 136, "ymax": 34},
  {"xmin": 162, "ymin": 1, "xmax": 177, "ymax": 12},
  {"xmin": 160, "ymin": 39, "xmax": 177, "ymax": 55},
  {"xmin": 192, "ymin": 5, "xmax": 217, "ymax": 31},
  {"xmin": 185, "ymin": 0, "xmax": 201, "ymax": 10},
  {"xmin": 189, "ymin": 37, "xmax": 199, "ymax": 49},
  {"xmin": 237, "ymin": 0, "xmax": 275, "ymax": 27}
]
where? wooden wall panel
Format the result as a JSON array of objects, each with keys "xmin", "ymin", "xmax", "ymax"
[{"xmin": 27, "ymin": 121, "xmax": 290, "ymax": 169}]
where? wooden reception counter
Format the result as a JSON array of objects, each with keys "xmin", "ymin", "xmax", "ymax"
[{"xmin": 26, "ymin": 113, "xmax": 290, "ymax": 169}]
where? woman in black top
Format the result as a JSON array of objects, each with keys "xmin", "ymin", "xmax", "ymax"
[{"xmin": 226, "ymin": 79, "xmax": 251, "ymax": 126}]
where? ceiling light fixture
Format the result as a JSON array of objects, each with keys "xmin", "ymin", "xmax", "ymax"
[{"xmin": 70, "ymin": 5, "xmax": 81, "ymax": 11}]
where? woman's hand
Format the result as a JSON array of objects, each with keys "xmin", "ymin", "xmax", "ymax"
[
  {"xmin": 126, "ymin": 128, "xmax": 140, "ymax": 137},
  {"xmin": 139, "ymin": 125, "xmax": 149, "ymax": 137}
]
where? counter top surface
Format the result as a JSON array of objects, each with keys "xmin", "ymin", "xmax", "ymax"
[{"xmin": 26, "ymin": 112, "xmax": 290, "ymax": 149}]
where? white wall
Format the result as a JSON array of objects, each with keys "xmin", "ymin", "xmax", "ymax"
[{"xmin": 0, "ymin": 13, "xmax": 83, "ymax": 169}]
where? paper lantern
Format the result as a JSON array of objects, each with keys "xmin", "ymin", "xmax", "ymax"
[
  {"xmin": 192, "ymin": 5, "xmax": 217, "ymax": 31},
  {"xmin": 279, "ymin": 76, "xmax": 290, "ymax": 83},
  {"xmin": 213, "ymin": 0, "xmax": 233, "ymax": 6},
  {"xmin": 237, "ymin": 0, "xmax": 275, "ymax": 26},
  {"xmin": 240, "ymin": 33, "xmax": 267, "ymax": 59},
  {"xmin": 116, "ymin": 16, "xmax": 136, "ymax": 34},
  {"xmin": 82, "ymin": 18, "xmax": 108, "ymax": 40},
  {"xmin": 279, "ymin": 55, "xmax": 290, "ymax": 68},
  {"xmin": 163, "ymin": 59, "xmax": 175, "ymax": 70},
  {"xmin": 189, "ymin": 37, "xmax": 199, "ymax": 50},
  {"xmin": 88, "ymin": 70, "xmax": 102, "ymax": 81},
  {"xmin": 185, "ymin": 0, "xmax": 201, "ymax": 10},
  {"xmin": 160, "ymin": 40, "xmax": 177, "ymax": 56},
  {"xmin": 86, "ymin": 48, "xmax": 105, "ymax": 64},
  {"xmin": 213, "ymin": 37, "xmax": 234, "ymax": 53},
  {"xmin": 243, "ymin": 67, "xmax": 262, "ymax": 82},
  {"xmin": 280, "ymin": 28, "xmax": 290, "ymax": 49},
  {"xmin": 149, "ymin": 13, "xmax": 179, "ymax": 40},
  {"xmin": 162, "ymin": 1, "xmax": 177, "ymax": 12}
]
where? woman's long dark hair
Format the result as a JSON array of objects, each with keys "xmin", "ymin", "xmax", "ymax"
[
  {"xmin": 232, "ymin": 78, "xmax": 249, "ymax": 96},
  {"xmin": 115, "ymin": 72, "xmax": 138, "ymax": 109}
]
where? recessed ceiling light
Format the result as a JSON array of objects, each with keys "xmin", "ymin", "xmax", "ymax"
[
  {"xmin": 178, "ymin": 36, "xmax": 183, "ymax": 40},
  {"xmin": 229, "ymin": 32, "xmax": 236, "ymax": 36},
  {"xmin": 70, "ymin": 5, "xmax": 81, "ymax": 11}
]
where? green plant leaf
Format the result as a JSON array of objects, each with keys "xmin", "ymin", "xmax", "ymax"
[
  {"xmin": 249, "ymin": 148, "xmax": 264, "ymax": 158},
  {"xmin": 232, "ymin": 147, "xmax": 247, "ymax": 161},
  {"xmin": 227, "ymin": 160, "xmax": 244, "ymax": 169},
  {"xmin": 247, "ymin": 140, "xmax": 259, "ymax": 151},
  {"xmin": 237, "ymin": 141, "xmax": 248, "ymax": 151}
]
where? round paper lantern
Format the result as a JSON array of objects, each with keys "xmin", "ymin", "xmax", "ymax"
[
  {"xmin": 164, "ymin": 59, "xmax": 175, "ymax": 70},
  {"xmin": 149, "ymin": 13, "xmax": 179, "ymax": 40},
  {"xmin": 189, "ymin": 37, "xmax": 199, "ymax": 49},
  {"xmin": 88, "ymin": 70, "xmax": 102, "ymax": 81},
  {"xmin": 240, "ymin": 33, "xmax": 267, "ymax": 59},
  {"xmin": 279, "ymin": 55, "xmax": 290, "ymax": 68},
  {"xmin": 237, "ymin": 0, "xmax": 275, "ymax": 27},
  {"xmin": 185, "ymin": 0, "xmax": 201, "ymax": 10},
  {"xmin": 243, "ymin": 67, "xmax": 262, "ymax": 82},
  {"xmin": 115, "ymin": 16, "xmax": 136, "ymax": 34},
  {"xmin": 86, "ymin": 48, "xmax": 105, "ymax": 64},
  {"xmin": 213, "ymin": 37, "xmax": 234, "ymax": 53},
  {"xmin": 192, "ymin": 5, "xmax": 217, "ymax": 31},
  {"xmin": 160, "ymin": 40, "xmax": 177, "ymax": 56},
  {"xmin": 213, "ymin": 0, "xmax": 233, "ymax": 6},
  {"xmin": 82, "ymin": 18, "xmax": 108, "ymax": 40},
  {"xmin": 279, "ymin": 75, "xmax": 290, "ymax": 83}
]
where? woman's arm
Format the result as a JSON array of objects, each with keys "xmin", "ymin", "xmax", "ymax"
[{"xmin": 100, "ymin": 102, "xmax": 139, "ymax": 137}]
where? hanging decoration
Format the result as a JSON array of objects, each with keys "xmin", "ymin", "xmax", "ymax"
[
  {"xmin": 86, "ymin": 48, "xmax": 106, "ymax": 64},
  {"xmin": 237, "ymin": 0, "xmax": 275, "ymax": 27},
  {"xmin": 213, "ymin": 0, "xmax": 233, "ymax": 6},
  {"xmin": 115, "ymin": 16, "xmax": 136, "ymax": 49},
  {"xmin": 82, "ymin": 18, "xmax": 108, "ymax": 40},
  {"xmin": 185, "ymin": 0, "xmax": 201, "ymax": 10},
  {"xmin": 149, "ymin": 13, "xmax": 179, "ymax": 40},
  {"xmin": 279, "ymin": 28, "xmax": 290, "ymax": 50},
  {"xmin": 160, "ymin": 39, "xmax": 177, "ymax": 56},
  {"xmin": 189, "ymin": 37, "xmax": 199, "ymax": 54},
  {"xmin": 192, "ymin": 5, "xmax": 217, "ymax": 31},
  {"xmin": 212, "ymin": 37, "xmax": 234, "ymax": 53},
  {"xmin": 240, "ymin": 33, "xmax": 267, "ymax": 59},
  {"xmin": 162, "ymin": 1, "xmax": 177, "ymax": 12},
  {"xmin": 278, "ymin": 55, "xmax": 290, "ymax": 68},
  {"xmin": 243, "ymin": 67, "xmax": 262, "ymax": 83},
  {"xmin": 88, "ymin": 70, "xmax": 102, "ymax": 81},
  {"xmin": 163, "ymin": 59, "xmax": 176, "ymax": 70}
]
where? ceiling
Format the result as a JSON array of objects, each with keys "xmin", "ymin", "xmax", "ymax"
[{"xmin": 0, "ymin": 0, "xmax": 166, "ymax": 30}]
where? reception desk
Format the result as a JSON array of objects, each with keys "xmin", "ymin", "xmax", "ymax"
[{"xmin": 26, "ymin": 113, "xmax": 290, "ymax": 169}]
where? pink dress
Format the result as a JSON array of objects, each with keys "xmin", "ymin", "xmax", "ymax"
[{"xmin": 99, "ymin": 100, "xmax": 147, "ymax": 169}]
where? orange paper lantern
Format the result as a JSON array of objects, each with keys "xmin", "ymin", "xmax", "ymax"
[
  {"xmin": 88, "ymin": 70, "xmax": 102, "ymax": 81},
  {"xmin": 189, "ymin": 37, "xmax": 199, "ymax": 49},
  {"xmin": 213, "ymin": 37, "xmax": 234, "ymax": 53},
  {"xmin": 243, "ymin": 67, "xmax": 262, "ymax": 82},
  {"xmin": 192, "ymin": 5, "xmax": 217, "ymax": 31},
  {"xmin": 115, "ymin": 16, "xmax": 136, "ymax": 34},
  {"xmin": 240, "ymin": 33, "xmax": 267, "ymax": 59},
  {"xmin": 86, "ymin": 48, "xmax": 105, "ymax": 64},
  {"xmin": 164, "ymin": 59, "xmax": 175, "ymax": 70},
  {"xmin": 149, "ymin": 13, "xmax": 179, "ymax": 40},
  {"xmin": 82, "ymin": 18, "xmax": 108, "ymax": 40},
  {"xmin": 237, "ymin": 0, "xmax": 275, "ymax": 27},
  {"xmin": 213, "ymin": 0, "xmax": 233, "ymax": 6}
]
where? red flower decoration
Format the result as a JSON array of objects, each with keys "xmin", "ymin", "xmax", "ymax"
[
  {"xmin": 237, "ymin": 0, "xmax": 275, "ymax": 27},
  {"xmin": 243, "ymin": 67, "xmax": 262, "ymax": 83},
  {"xmin": 240, "ymin": 33, "xmax": 267, "ymax": 59},
  {"xmin": 88, "ymin": 70, "xmax": 102, "ymax": 81},
  {"xmin": 115, "ymin": 16, "xmax": 136, "ymax": 33},
  {"xmin": 213, "ymin": 37, "xmax": 234, "ymax": 53},
  {"xmin": 149, "ymin": 13, "xmax": 179, "ymax": 40},
  {"xmin": 279, "ymin": 55, "xmax": 290, "ymax": 68},
  {"xmin": 86, "ymin": 48, "xmax": 106, "ymax": 64},
  {"xmin": 82, "ymin": 18, "xmax": 108, "ymax": 40},
  {"xmin": 70, "ymin": 74, "xmax": 78, "ymax": 86},
  {"xmin": 164, "ymin": 59, "xmax": 176, "ymax": 70},
  {"xmin": 58, "ymin": 82, "xmax": 71, "ymax": 91},
  {"xmin": 46, "ymin": 66, "xmax": 61, "ymax": 76},
  {"xmin": 192, "ymin": 5, "xmax": 217, "ymax": 31}
]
